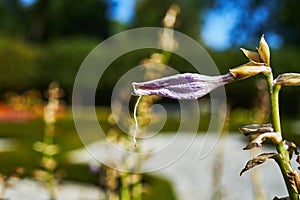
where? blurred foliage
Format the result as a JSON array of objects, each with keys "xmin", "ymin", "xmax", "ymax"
[
  {"xmin": 134, "ymin": 0, "xmax": 209, "ymax": 40},
  {"xmin": 0, "ymin": 0, "xmax": 109, "ymax": 42},
  {"xmin": 37, "ymin": 37, "xmax": 99, "ymax": 90},
  {"xmin": 0, "ymin": 0, "xmax": 300, "ymax": 112},
  {"xmin": 274, "ymin": 0, "xmax": 300, "ymax": 45},
  {"xmin": 0, "ymin": 36, "xmax": 99, "ymax": 93},
  {"xmin": 142, "ymin": 174, "xmax": 177, "ymax": 200},
  {"xmin": 205, "ymin": 0, "xmax": 300, "ymax": 47},
  {"xmin": 1, "ymin": 36, "xmax": 300, "ymax": 115},
  {"xmin": 2, "ymin": 1, "xmax": 299, "ymax": 198},
  {"xmin": 0, "ymin": 38, "xmax": 40, "ymax": 90},
  {"xmin": 0, "ymin": 111, "xmax": 177, "ymax": 199}
]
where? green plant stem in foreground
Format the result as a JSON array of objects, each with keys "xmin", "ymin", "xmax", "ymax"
[
  {"xmin": 271, "ymin": 83, "xmax": 281, "ymax": 134},
  {"xmin": 266, "ymin": 73, "xmax": 299, "ymax": 199}
]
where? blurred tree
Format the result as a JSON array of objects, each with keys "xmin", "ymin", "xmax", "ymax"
[
  {"xmin": 0, "ymin": 0, "xmax": 110, "ymax": 42},
  {"xmin": 0, "ymin": 38, "xmax": 40, "ymax": 91},
  {"xmin": 205, "ymin": 0, "xmax": 300, "ymax": 48},
  {"xmin": 27, "ymin": 0, "xmax": 109, "ymax": 42},
  {"xmin": 271, "ymin": 0, "xmax": 300, "ymax": 46},
  {"xmin": 0, "ymin": 0, "xmax": 27, "ymax": 35},
  {"xmin": 200, "ymin": 0, "xmax": 300, "ymax": 116},
  {"xmin": 134, "ymin": 0, "xmax": 210, "ymax": 40}
]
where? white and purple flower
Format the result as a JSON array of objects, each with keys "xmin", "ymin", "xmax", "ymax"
[
  {"xmin": 132, "ymin": 35, "xmax": 272, "ymax": 100},
  {"xmin": 132, "ymin": 72, "xmax": 236, "ymax": 100}
]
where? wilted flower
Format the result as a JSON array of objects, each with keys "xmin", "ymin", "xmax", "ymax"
[
  {"xmin": 240, "ymin": 153, "xmax": 277, "ymax": 176},
  {"xmin": 274, "ymin": 73, "xmax": 300, "ymax": 86},
  {"xmin": 239, "ymin": 123, "xmax": 274, "ymax": 136},
  {"xmin": 240, "ymin": 123, "xmax": 281, "ymax": 150},
  {"xmin": 243, "ymin": 131, "xmax": 281, "ymax": 150}
]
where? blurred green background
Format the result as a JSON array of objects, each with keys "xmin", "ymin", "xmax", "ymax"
[
  {"xmin": 1, "ymin": 0, "xmax": 300, "ymax": 199},
  {"xmin": 1, "ymin": 0, "xmax": 300, "ymax": 112}
]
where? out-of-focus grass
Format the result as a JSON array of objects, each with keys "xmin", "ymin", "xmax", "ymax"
[
  {"xmin": 143, "ymin": 174, "xmax": 178, "ymax": 200},
  {"xmin": 1, "ymin": 106, "xmax": 298, "ymax": 173},
  {"xmin": 0, "ymin": 105, "xmax": 298, "ymax": 199},
  {"xmin": 0, "ymin": 107, "xmax": 177, "ymax": 199},
  {"xmin": 0, "ymin": 107, "xmax": 110, "ymax": 176},
  {"xmin": 0, "ymin": 119, "xmax": 45, "ymax": 175}
]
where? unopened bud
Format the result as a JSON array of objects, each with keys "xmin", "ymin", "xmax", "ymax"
[{"xmin": 258, "ymin": 34, "xmax": 270, "ymax": 66}]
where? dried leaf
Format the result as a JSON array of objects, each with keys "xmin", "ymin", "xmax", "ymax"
[
  {"xmin": 258, "ymin": 34, "xmax": 270, "ymax": 66},
  {"xmin": 243, "ymin": 140, "xmax": 263, "ymax": 150},
  {"xmin": 273, "ymin": 197, "xmax": 290, "ymax": 200},
  {"xmin": 240, "ymin": 153, "xmax": 276, "ymax": 176},
  {"xmin": 229, "ymin": 61, "xmax": 271, "ymax": 79},
  {"xmin": 132, "ymin": 72, "xmax": 235, "ymax": 100},
  {"xmin": 240, "ymin": 48, "xmax": 261, "ymax": 62},
  {"xmin": 243, "ymin": 132, "xmax": 282, "ymax": 150},
  {"xmin": 287, "ymin": 170, "xmax": 300, "ymax": 193},
  {"xmin": 239, "ymin": 123, "xmax": 273, "ymax": 136},
  {"xmin": 274, "ymin": 73, "xmax": 300, "ymax": 86},
  {"xmin": 296, "ymin": 155, "xmax": 300, "ymax": 170},
  {"xmin": 283, "ymin": 140, "xmax": 298, "ymax": 159}
]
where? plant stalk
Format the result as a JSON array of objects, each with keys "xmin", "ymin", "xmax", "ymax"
[{"xmin": 265, "ymin": 73, "xmax": 299, "ymax": 199}]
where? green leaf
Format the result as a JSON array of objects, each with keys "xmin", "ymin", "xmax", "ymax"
[
  {"xmin": 274, "ymin": 73, "xmax": 300, "ymax": 86},
  {"xmin": 240, "ymin": 153, "xmax": 277, "ymax": 176}
]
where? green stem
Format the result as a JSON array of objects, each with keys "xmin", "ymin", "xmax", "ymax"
[
  {"xmin": 132, "ymin": 182, "xmax": 143, "ymax": 200},
  {"xmin": 161, "ymin": 50, "xmax": 172, "ymax": 65},
  {"xmin": 265, "ymin": 73, "xmax": 299, "ymax": 199},
  {"xmin": 120, "ymin": 173, "xmax": 131, "ymax": 200},
  {"xmin": 271, "ymin": 84, "xmax": 281, "ymax": 134}
]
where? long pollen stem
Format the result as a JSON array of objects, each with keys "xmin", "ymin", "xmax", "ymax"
[{"xmin": 133, "ymin": 96, "xmax": 142, "ymax": 147}]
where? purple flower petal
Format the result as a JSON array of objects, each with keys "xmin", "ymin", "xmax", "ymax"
[{"xmin": 132, "ymin": 73, "xmax": 235, "ymax": 100}]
